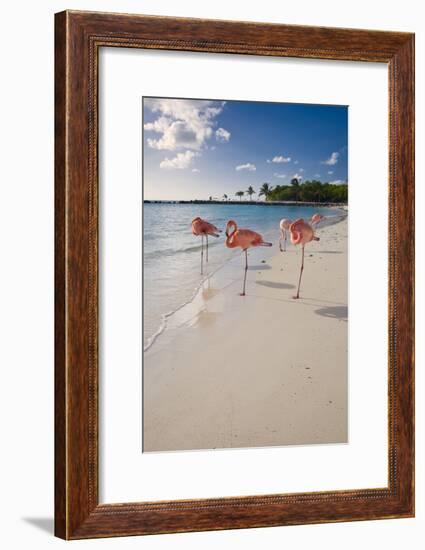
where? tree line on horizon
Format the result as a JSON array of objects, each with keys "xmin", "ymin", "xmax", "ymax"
[{"xmin": 212, "ymin": 178, "xmax": 348, "ymax": 204}]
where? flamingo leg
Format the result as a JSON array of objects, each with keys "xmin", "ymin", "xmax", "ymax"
[
  {"xmin": 206, "ymin": 235, "xmax": 209, "ymax": 263},
  {"xmin": 279, "ymin": 230, "xmax": 284, "ymax": 252},
  {"xmin": 294, "ymin": 244, "xmax": 305, "ymax": 299},
  {"xmin": 241, "ymin": 249, "xmax": 248, "ymax": 296},
  {"xmin": 284, "ymin": 229, "xmax": 287, "ymax": 252},
  {"xmin": 200, "ymin": 235, "xmax": 204, "ymax": 275}
]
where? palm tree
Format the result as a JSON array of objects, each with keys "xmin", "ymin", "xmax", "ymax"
[
  {"xmin": 311, "ymin": 180, "xmax": 322, "ymax": 203},
  {"xmin": 290, "ymin": 178, "xmax": 301, "ymax": 202},
  {"xmin": 235, "ymin": 191, "xmax": 244, "ymax": 201},
  {"xmin": 259, "ymin": 182, "xmax": 273, "ymax": 201},
  {"xmin": 246, "ymin": 186, "xmax": 256, "ymax": 201},
  {"xmin": 222, "ymin": 193, "xmax": 228, "ymax": 201}
]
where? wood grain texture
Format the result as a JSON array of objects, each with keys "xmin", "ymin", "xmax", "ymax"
[
  {"xmin": 54, "ymin": 10, "xmax": 67, "ymax": 540},
  {"xmin": 54, "ymin": 10, "xmax": 415, "ymax": 540}
]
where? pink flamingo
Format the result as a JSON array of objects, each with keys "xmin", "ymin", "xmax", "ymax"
[
  {"xmin": 225, "ymin": 220, "xmax": 272, "ymax": 296},
  {"xmin": 290, "ymin": 218, "xmax": 320, "ymax": 299},
  {"xmin": 279, "ymin": 218, "xmax": 292, "ymax": 252},
  {"xmin": 191, "ymin": 217, "xmax": 221, "ymax": 274},
  {"xmin": 310, "ymin": 213, "xmax": 325, "ymax": 227}
]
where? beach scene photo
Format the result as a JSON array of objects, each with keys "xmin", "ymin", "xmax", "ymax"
[{"xmin": 143, "ymin": 96, "xmax": 348, "ymax": 452}]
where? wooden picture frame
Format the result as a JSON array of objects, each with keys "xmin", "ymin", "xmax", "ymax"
[{"xmin": 55, "ymin": 10, "xmax": 415, "ymax": 539}]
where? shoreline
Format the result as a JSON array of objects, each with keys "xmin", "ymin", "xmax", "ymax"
[
  {"xmin": 144, "ymin": 208, "xmax": 347, "ymax": 350},
  {"xmin": 144, "ymin": 215, "xmax": 348, "ymax": 452},
  {"xmin": 145, "ymin": 200, "xmax": 348, "ymax": 208},
  {"xmin": 144, "ymin": 210, "xmax": 347, "ymax": 351}
]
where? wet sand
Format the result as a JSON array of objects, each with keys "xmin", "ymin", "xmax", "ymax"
[{"xmin": 143, "ymin": 217, "xmax": 348, "ymax": 452}]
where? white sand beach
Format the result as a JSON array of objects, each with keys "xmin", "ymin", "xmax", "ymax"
[{"xmin": 143, "ymin": 216, "xmax": 348, "ymax": 452}]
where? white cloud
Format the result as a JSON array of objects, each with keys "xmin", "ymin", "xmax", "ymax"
[
  {"xmin": 315, "ymin": 173, "xmax": 321, "ymax": 177},
  {"xmin": 269, "ymin": 155, "xmax": 291, "ymax": 163},
  {"xmin": 160, "ymin": 151, "xmax": 198, "ymax": 170},
  {"xmin": 192, "ymin": 168, "xmax": 200, "ymax": 173},
  {"xmin": 215, "ymin": 127, "xmax": 231, "ymax": 142},
  {"xmin": 273, "ymin": 173, "xmax": 286, "ymax": 178},
  {"xmin": 328, "ymin": 170, "xmax": 334, "ymax": 175},
  {"xmin": 321, "ymin": 152, "xmax": 339, "ymax": 165},
  {"xmin": 294, "ymin": 160, "xmax": 299, "ymax": 165},
  {"xmin": 144, "ymin": 98, "xmax": 225, "ymax": 151},
  {"xmin": 329, "ymin": 179, "xmax": 347, "ymax": 185},
  {"xmin": 236, "ymin": 163, "xmax": 256, "ymax": 172},
  {"xmin": 299, "ymin": 168, "xmax": 304, "ymax": 172}
]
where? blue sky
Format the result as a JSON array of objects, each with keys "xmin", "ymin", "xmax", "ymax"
[{"xmin": 143, "ymin": 97, "xmax": 348, "ymax": 200}]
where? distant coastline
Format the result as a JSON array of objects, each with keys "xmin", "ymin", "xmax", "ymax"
[{"xmin": 144, "ymin": 199, "xmax": 348, "ymax": 208}]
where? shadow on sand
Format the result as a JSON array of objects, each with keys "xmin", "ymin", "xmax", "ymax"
[
  {"xmin": 256, "ymin": 280, "xmax": 295, "ymax": 290},
  {"xmin": 248, "ymin": 264, "xmax": 272, "ymax": 271},
  {"xmin": 314, "ymin": 305, "xmax": 348, "ymax": 321}
]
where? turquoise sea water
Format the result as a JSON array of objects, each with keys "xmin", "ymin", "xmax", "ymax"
[{"xmin": 143, "ymin": 203, "xmax": 344, "ymax": 347}]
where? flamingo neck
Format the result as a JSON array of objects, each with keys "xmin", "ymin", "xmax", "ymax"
[
  {"xmin": 226, "ymin": 222, "xmax": 237, "ymax": 236},
  {"xmin": 225, "ymin": 222, "xmax": 237, "ymax": 247},
  {"xmin": 291, "ymin": 230, "xmax": 302, "ymax": 245},
  {"xmin": 226, "ymin": 235, "xmax": 238, "ymax": 248}
]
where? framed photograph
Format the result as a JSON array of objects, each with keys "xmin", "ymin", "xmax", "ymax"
[{"xmin": 55, "ymin": 10, "xmax": 415, "ymax": 539}]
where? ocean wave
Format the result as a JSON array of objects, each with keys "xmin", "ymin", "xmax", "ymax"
[
  {"xmin": 144, "ymin": 239, "xmax": 222, "ymax": 260},
  {"xmin": 143, "ymin": 259, "xmax": 228, "ymax": 352}
]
